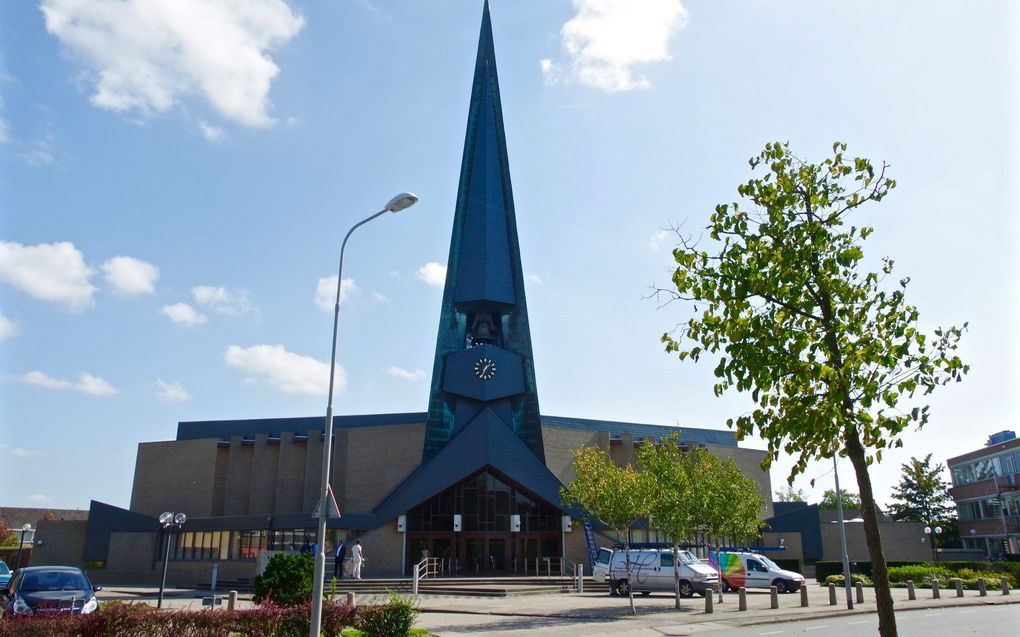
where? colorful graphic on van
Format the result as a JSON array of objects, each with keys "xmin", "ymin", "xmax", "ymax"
[{"xmin": 711, "ymin": 552, "xmax": 746, "ymax": 588}]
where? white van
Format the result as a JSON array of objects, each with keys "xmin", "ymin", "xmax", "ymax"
[
  {"xmin": 593, "ymin": 547, "xmax": 719, "ymax": 598},
  {"xmin": 712, "ymin": 551, "xmax": 804, "ymax": 593}
]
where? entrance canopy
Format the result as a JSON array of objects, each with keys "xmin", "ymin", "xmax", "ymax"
[{"xmin": 373, "ymin": 407, "xmax": 567, "ymax": 524}]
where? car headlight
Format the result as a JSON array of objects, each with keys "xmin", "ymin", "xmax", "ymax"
[
  {"xmin": 12, "ymin": 595, "xmax": 33, "ymax": 615},
  {"xmin": 81, "ymin": 596, "xmax": 98, "ymax": 614}
]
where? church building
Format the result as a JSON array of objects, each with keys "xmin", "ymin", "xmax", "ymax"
[{"xmin": 64, "ymin": 2, "xmax": 772, "ymax": 585}]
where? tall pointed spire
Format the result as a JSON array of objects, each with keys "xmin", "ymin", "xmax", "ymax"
[{"xmin": 421, "ymin": 1, "xmax": 545, "ymax": 461}]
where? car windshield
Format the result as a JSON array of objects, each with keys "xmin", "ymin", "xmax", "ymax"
[
  {"xmin": 0, "ymin": 563, "xmax": 10, "ymax": 575},
  {"xmin": 677, "ymin": 550, "xmax": 700, "ymax": 565},
  {"xmin": 759, "ymin": 556, "xmax": 781, "ymax": 570},
  {"xmin": 19, "ymin": 571, "xmax": 90, "ymax": 592}
]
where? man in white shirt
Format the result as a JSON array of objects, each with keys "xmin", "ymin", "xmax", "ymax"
[{"xmin": 350, "ymin": 539, "xmax": 364, "ymax": 580}]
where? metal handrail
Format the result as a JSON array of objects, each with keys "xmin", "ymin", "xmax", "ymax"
[{"xmin": 411, "ymin": 557, "xmax": 441, "ymax": 594}]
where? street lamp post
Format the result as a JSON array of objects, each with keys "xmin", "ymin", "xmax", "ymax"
[
  {"xmin": 157, "ymin": 512, "xmax": 187, "ymax": 609},
  {"xmin": 924, "ymin": 525, "xmax": 943, "ymax": 562},
  {"xmin": 309, "ymin": 193, "xmax": 420, "ymax": 637},
  {"xmin": 14, "ymin": 524, "xmax": 32, "ymax": 569}
]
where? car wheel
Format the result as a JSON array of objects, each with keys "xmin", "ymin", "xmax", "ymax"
[
  {"xmin": 721, "ymin": 578, "xmax": 730, "ymax": 593},
  {"xmin": 616, "ymin": 579, "xmax": 631, "ymax": 596},
  {"xmin": 774, "ymin": 579, "xmax": 788, "ymax": 594},
  {"xmin": 678, "ymin": 580, "xmax": 694, "ymax": 598}
]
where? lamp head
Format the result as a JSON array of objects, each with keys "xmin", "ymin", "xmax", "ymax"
[
  {"xmin": 173, "ymin": 513, "xmax": 187, "ymax": 525},
  {"xmin": 22, "ymin": 523, "xmax": 32, "ymax": 531},
  {"xmin": 385, "ymin": 192, "xmax": 419, "ymax": 213},
  {"xmin": 925, "ymin": 526, "xmax": 932, "ymax": 534},
  {"xmin": 159, "ymin": 512, "xmax": 173, "ymax": 526}
]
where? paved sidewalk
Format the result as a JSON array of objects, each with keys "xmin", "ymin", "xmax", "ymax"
[
  {"xmin": 93, "ymin": 582, "xmax": 1020, "ymax": 636},
  {"xmin": 412, "ymin": 585, "xmax": 1020, "ymax": 636}
]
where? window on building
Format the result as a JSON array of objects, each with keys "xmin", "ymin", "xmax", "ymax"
[{"xmin": 959, "ymin": 501, "xmax": 982, "ymax": 520}]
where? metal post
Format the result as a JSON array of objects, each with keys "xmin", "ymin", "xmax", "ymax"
[
  {"xmin": 309, "ymin": 201, "xmax": 413, "ymax": 637},
  {"xmin": 228, "ymin": 590, "xmax": 238, "ymax": 610},
  {"xmin": 738, "ymin": 587, "xmax": 747, "ymax": 611},
  {"xmin": 932, "ymin": 581, "xmax": 940, "ymax": 598},
  {"xmin": 855, "ymin": 581, "xmax": 864, "ymax": 603},
  {"xmin": 832, "ymin": 457, "xmax": 854, "ymax": 610},
  {"xmin": 800, "ymin": 585, "xmax": 809, "ymax": 607},
  {"xmin": 955, "ymin": 578, "xmax": 963, "ymax": 597},
  {"xmin": 1001, "ymin": 577, "xmax": 1010, "ymax": 595},
  {"xmin": 705, "ymin": 586, "xmax": 714, "ymax": 613},
  {"xmin": 158, "ymin": 529, "xmax": 172, "ymax": 609},
  {"xmin": 907, "ymin": 580, "xmax": 915, "ymax": 600},
  {"xmin": 979, "ymin": 578, "xmax": 987, "ymax": 596},
  {"xmin": 828, "ymin": 583, "xmax": 836, "ymax": 605},
  {"xmin": 770, "ymin": 585, "xmax": 779, "ymax": 609}
]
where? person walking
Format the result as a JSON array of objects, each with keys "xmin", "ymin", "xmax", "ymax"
[
  {"xmin": 334, "ymin": 540, "xmax": 347, "ymax": 579},
  {"xmin": 350, "ymin": 539, "xmax": 364, "ymax": 580}
]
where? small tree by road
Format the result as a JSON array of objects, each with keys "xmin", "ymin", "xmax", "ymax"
[
  {"xmin": 659, "ymin": 141, "xmax": 968, "ymax": 637},
  {"xmin": 636, "ymin": 435, "xmax": 702, "ymax": 608},
  {"xmin": 888, "ymin": 454, "xmax": 956, "ymax": 559},
  {"xmin": 561, "ymin": 445, "xmax": 651, "ymax": 615}
]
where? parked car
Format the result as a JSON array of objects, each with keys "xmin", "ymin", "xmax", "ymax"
[
  {"xmin": 0, "ymin": 566, "xmax": 101, "ymax": 618},
  {"xmin": 593, "ymin": 547, "xmax": 719, "ymax": 598},
  {"xmin": 0, "ymin": 562, "xmax": 11, "ymax": 589},
  {"xmin": 712, "ymin": 551, "xmax": 804, "ymax": 593}
]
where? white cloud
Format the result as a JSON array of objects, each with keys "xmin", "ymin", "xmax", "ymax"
[
  {"xmin": 0, "ymin": 310, "xmax": 18, "ymax": 341},
  {"xmin": 28, "ymin": 494, "xmax": 53, "ymax": 504},
  {"xmin": 650, "ymin": 229, "xmax": 669, "ymax": 251},
  {"xmin": 19, "ymin": 370, "xmax": 119, "ymax": 396},
  {"xmin": 101, "ymin": 255, "xmax": 159, "ymax": 295},
  {"xmin": 542, "ymin": 0, "xmax": 688, "ymax": 93},
  {"xmin": 18, "ymin": 134, "xmax": 58, "ymax": 166},
  {"xmin": 191, "ymin": 285, "xmax": 252, "ymax": 314},
  {"xmin": 371, "ymin": 291, "xmax": 388, "ymax": 302},
  {"xmin": 0, "ymin": 241, "xmax": 96, "ymax": 311},
  {"xmin": 524, "ymin": 273, "xmax": 544, "ymax": 285},
  {"xmin": 0, "ymin": 116, "xmax": 10, "ymax": 144},
  {"xmin": 199, "ymin": 121, "xmax": 225, "ymax": 141},
  {"xmin": 40, "ymin": 0, "xmax": 305, "ymax": 128},
  {"xmin": 314, "ymin": 276, "xmax": 357, "ymax": 312},
  {"xmin": 387, "ymin": 366, "xmax": 426, "ymax": 381},
  {"xmin": 224, "ymin": 344, "xmax": 341, "ymax": 395},
  {"xmin": 155, "ymin": 377, "xmax": 192, "ymax": 402},
  {"xmin": 0, "ymin": 443, "xmax": 43, "ymax": 459},
  {"xmin": 416, "ymin": 262, "xmax": 447, "ymax": 287},
  {"xmin": 161, "ymin": 302, "xmax": 207, "ymax": 326}
]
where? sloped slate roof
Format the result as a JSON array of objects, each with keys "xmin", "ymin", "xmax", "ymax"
[{"xmin": 373, "ymin": 407, "xmax": 567, "ymax": 522}]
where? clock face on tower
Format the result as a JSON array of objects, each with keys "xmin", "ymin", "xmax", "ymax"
[{"xmin": 474, "ymin": 357, "xmax": 496, "ymax": 380}]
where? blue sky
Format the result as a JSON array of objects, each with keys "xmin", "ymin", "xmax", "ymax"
[{"xmin": 1, "ymin": 0, "xmax": 1017, "ymax": 512}]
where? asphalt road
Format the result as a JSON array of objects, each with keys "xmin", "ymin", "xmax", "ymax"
[{"xmin": 703, "ymin": 604, "xmax": 1020, "ymax": 637}]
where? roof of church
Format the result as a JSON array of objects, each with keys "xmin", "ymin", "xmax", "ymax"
[{"xmin": 175, "ymin": 412, "xmax": 736, "ymax": 447}]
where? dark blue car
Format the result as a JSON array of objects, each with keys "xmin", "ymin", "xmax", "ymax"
[{"xmin": 0, "ymin": 566, "xmax": 101, "ymax": 618}]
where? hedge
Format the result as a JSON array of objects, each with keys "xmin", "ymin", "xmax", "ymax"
[
  {"xmin": 0, "ymin": 597, "xmax": 418, "ymax": 637},
  {"xmin": 814, "ymin": 560, "xmax": 1020, "ymax": 584}
]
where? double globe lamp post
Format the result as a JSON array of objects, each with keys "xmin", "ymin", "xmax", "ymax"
[
  {"xmin": 924, "ymin": 525, "xmax": 943, "ymax": 562},
  {"xmin": 309, "ymin": 193, "xmax": 420, "ymax": 637},
  {"xmin": 157, "ymin": 511, "xmax": 187, "ymax": 609}
]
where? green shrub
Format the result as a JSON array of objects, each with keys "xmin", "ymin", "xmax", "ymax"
[
  {"xmin": 886, "ymin": 564, "xmax": 953, "ymax": 585},
  {"xmin": 254, "ymin": 553, "xmax": 316, "ymax": 607},
  {"xmin": 358, "ymin": 592, "xmax": 420, "ymax": 637},
  {"xmin": 823, "ymin": 574, "xmax": 872, "ymax": 587}
]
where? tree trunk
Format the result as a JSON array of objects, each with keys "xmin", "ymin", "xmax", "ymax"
[
  {"xmin": 623, "ymin": 537, "xmax": 636, "ymax": 614},
  {"xmin": 846, "ymin": 432, "xmax": 897, "ymax": 637},
  {"xmin": 673, "ymin": 544, "xmax": 681, "ymax": 610}
]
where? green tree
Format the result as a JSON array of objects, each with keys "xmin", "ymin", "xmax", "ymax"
[
  {"xmin": 660, "ymin": 141, "xmax": 968, "ymax": 637},
  {"xmin": 888, "ymin": 454, "xmax": 955, "ymax": 559},
  {"xmin": 636, "ymin": 435, "xmax": 703, "ymax": 607},
  {"xmin": 0, "ymin": 521, "xmax": 16, "ymax": 547},
  {"xmin": 561, "ymin": 445, "xmax": 651, "ymax": 615},
  {"xmin": 819, "ymin": 488, "xmax": 862, "ymax": 510},
  {"xmin": 775, "ymin": 485, "xmax": 807, "ymax": 502}
]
